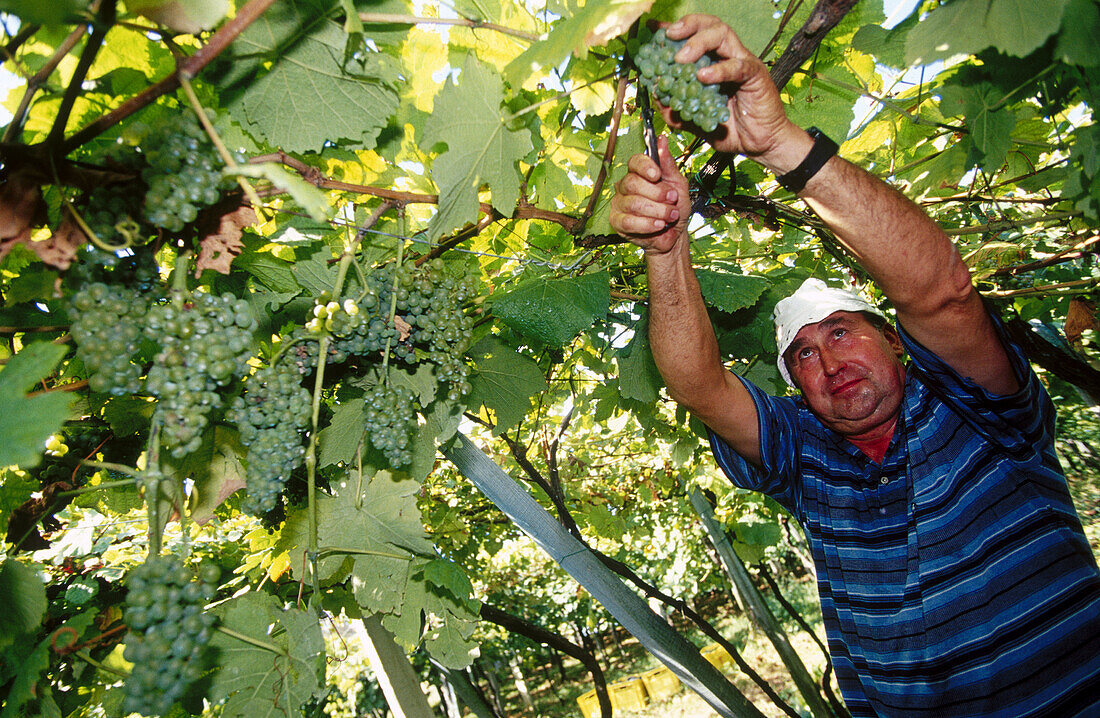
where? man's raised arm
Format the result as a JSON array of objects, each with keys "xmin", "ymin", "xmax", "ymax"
[
  {"xmin": 662, "ymin": 14, "xmax": 1019, "ymax": 395},
  {"xmin": 609, "ymin": 136, "xmax": 763, "ymax": 465}
]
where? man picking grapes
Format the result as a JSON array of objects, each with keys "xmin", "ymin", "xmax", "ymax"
[{"xmin": 610, "ymin": 14, "xmax": 1100, "ymax": 717}]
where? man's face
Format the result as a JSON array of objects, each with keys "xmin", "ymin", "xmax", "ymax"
[{"xmin": 784, "ymin": 311, "xmax": 907, "ymax": 438}]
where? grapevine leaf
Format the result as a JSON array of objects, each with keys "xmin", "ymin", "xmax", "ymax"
[
  {"xmin": 423, "ymin": 55, "xmax": 533, "ymax": 240},
  {"xmin": 381, "ymin": 558, "xmax": 479, "ymax": 669},
  {"xmin": 4, "ymin": 266, "xmax": 58, "ymax": 305},
  {"xmin": 422, "ymin": 558, "xmax": 474, "ymax": 602},
  {"xmin": 235, "ymin": 238, "xmax": 301, "ymax": 294},
  {"xmin": 101, "ymin": 395, "xmax": 156, "ymax": 438},
  {"xmin": 906, "ymin": 0, "xmax": 1069, "ymax": 64},
  {"xmin": 938, "ymin": 83, "xmax": 1016, "ymax": 170},
  {"xmin": 466, "ymin": 337, "xmax": 548, "ymax": 435},
  {"xmin": 410, "ymin": 398, "xmax": 464, "ymax": 479},
  {"xmin": 291, "ymin": 247, "xmax": 339, "ymax": 297},
  {"xmin": 493, "ymin": 271, "xmax": 610, "ymax": 346},
  {"xmin": 0, "ymin": 558, "xmax": 46, "ymax": 648},
  {"xmin": 781, "ymin": 68, "xmax": 856, "ymax": 147},
  {"xmin": 229, "ymin": 164, "xmax": 332, "ymax": 221},
  {"xmin": 696, "ymin": 269, "xmax": 769, "ymax": 313},
  {"xmin": 209, "ymin": 593, "xmax": 325, "ymax": 718},
  {"xmin": 187, "ymin": 427, "xmax": 248, "ymax": 524},
  {"xmin": 503, "ymin": 0, "xmax": 653, "ymax": 87},
  {"xmin": 225, "ymin": 9, "xmax": 400, "ymax": 153},
  {"xmin": 0, "ymin": 0, "xmax": 88, "ymax": 25},
  {"xmin": 278, "ymin": 469, "xmax": 433, "ymax": 590},
  {"xmin": 0, "ymin": 342, "xmax": 74, "ymax": 469},
  {"xmin": 196, "ymin": 207, "xmax": 255, "ymax": 276},
  {"xmin": 617, "ymin": 319, "xmax": 664, "ymax": 403},
  {"xmin": 850, "ymin": 12, "xmax": 917, "ymax": 70},
  {"xmin": 586, "ymin": 122, "xmax": 646, "ymax": 237},
  {"xmin": 318, "ymin": 398, "xmax": 365, "ymax": 469},
  {"xmin": 1056, "ymin": 0, "xmax": 1100, "ymax": 67},
  {"xmin": 0, "ymin": 469, "xmax": 36, "ymax": 537}
]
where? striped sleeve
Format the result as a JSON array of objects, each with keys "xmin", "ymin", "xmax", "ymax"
[
  {"xmin": 706, "ymin": 375, "xmax": 804, "ymax": 521},
  {"xmin": 896, "ymin": 316, "xmax": 1055, "ymax": 455}
]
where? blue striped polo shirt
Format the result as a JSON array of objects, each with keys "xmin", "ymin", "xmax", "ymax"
[{"xmin": 708, "ymin": 319, "xmax": 1100, "ymax": 717}]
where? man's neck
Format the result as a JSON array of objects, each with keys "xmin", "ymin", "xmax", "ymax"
[{"xmin": 845, "ymin": 417, "xmax": 899, "ymax": 463}]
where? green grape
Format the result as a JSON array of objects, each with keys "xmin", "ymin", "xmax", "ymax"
[
  {"xmin": 69, "ymin": 282, "xmax": 150, "ymax": 395},
  {"xmin": 227, "ymin": 359, "xmax": 312, "ymax": 515},
  {"xmin": 122, "ymin": 555, "xmax": 218, "ymax": 717},
  {"xmin": 145, "ymin": 291, "xmax": 255, "ymax": 458},
  {"xmin": 635, "ymin": 28, "xmax": 730, "ymax": 133}
]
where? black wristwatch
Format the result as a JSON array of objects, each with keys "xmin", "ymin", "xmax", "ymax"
[{"xmin": 776, "ymin": 127, "xmax": 838, "ymax": 194}]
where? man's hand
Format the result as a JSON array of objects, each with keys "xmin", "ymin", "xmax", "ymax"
[
  {"xmin": 609, "ymin": 135, "xmax": 691, "ymax": 255},
  {"xmin": 659, "ymin": 14, "xmax": 808, "ymax": 173}
]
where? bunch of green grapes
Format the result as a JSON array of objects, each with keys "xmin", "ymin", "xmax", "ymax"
[
  {"xmin": 138, "ymin": 112, "xmax": 240, "ymax": 232},
  {"xmin": 363, "ymin": 382, "xmax": 417, "ymax": 468},
  {"xmin": 144, "ymin": 291, "xmax": 255, "ymax": 457},
  {"xmin": 69, "ymin": 282, "xmax": 149, "ymax": 395},
  {"xmin": 227, "ymin": 360, "xmax": 313, "ymax": 515},
  {"xmin": 635, "ymin": 28, "xmax": 730, "ymax": 132},
  {"xmin": 330, "ymin": 260, "xmax": 476, "ymax": 394},
  {"xmin": 122, "ymin": 556, "xmax": 218, "ymax": 717}
]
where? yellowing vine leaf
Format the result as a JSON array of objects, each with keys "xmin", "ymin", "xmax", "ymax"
[{"xmin": 124, "ymin": 0, "xmax": 229, "ymax": 34}]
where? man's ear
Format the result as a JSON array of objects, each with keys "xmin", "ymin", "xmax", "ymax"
[{"xmin": 882, "ymin": 324, "xmax": 905, "ymax": 359}]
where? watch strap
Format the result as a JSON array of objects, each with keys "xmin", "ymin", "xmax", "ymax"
[{"xmin": 776, "ymin": 127, "xmax": 838, "ymax": 194}]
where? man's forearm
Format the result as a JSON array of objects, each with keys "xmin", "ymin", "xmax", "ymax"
[
  {"xmin": 755, "ymin": 128, "xmax": 971, "ymax": 319},
  {"xmin": 800, "ymin": 155, "xmax": 971, "ymax": 318},
  {"xmin": 644, "ymin": 238, "xmax": 729, "ymax": 411}
]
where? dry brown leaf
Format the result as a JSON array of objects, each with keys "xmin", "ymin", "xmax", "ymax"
[
  {"xmin": 394, "ymin": 314, "xmax": 413, "ymax": 341},
  {"xmin": 195, "ymin": 205, "xmax": 255, "ymax": 276},
  {"xmin": 33, "ymin": 218, "xmax": 87, "ymax": 270},
  {"xmin": 0, "ymin": 171, "xmax": 45, "ymax": 263},
  {"xmin": 1064, "ymin": 298, "xmax": 1097, "ymax": 344}
]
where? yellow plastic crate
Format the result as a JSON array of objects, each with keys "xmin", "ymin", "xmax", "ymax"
[
  {"xmin": 609, "ymin": 676, "xmax": 648, "ymax": 711},
  {"xmin": 700, "ymin": 643, "xmax": 734, "ymax": 672},
  {"xmin": 640, "ymin": 665, "xmax": 681, "ymax": 700},
  {"xmin": 577, "ymin": 688, "xmax": 601, "ymax": 718}
]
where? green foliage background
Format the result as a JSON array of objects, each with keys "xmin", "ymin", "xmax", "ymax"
[{"xmin": 0, "ymin": 0, "xmax": 1098, "ymax": 715}]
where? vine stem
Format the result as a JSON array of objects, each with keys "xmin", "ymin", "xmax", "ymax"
[
  {"xmin": 380, "ymin": 207, "xmax": 406, "ymax": 380},
  {"xmin": 146, "ymin": 417, "xmax": 163, "ymax": 558},
  {"xmin": 216, "ymin": 625, "xmax": 286, "ymax": 655},
  {"xmin": 77, "ymin": 460, "xmax": 141, "ymax": 478},
  {"xmin": 176, "ymin": 70, "xmax": 267, "ymax": 217},
  {"xmin": 303, "ymin": 251, "xmax": 356, "ymax": 603},
  {"xmin": 57, "ymin": 478, "xmax": 138, "ymax": 498},
  {"xmin": 74, "ymin": 649, "xmax": 129, "ymax": 678},
  {"xmin": 316, "ymin": 547, "xmax": 411, "ymax": 561},
  {"xmin": 61, "ymin": 197, "xmax": 133, "ymax": 252},
  {"xmin": 356, "ymin": 12, "xmax": 539, "ymax": 41}
]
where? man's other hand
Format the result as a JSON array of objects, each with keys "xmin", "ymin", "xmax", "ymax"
[
  {"xmin": 660, "ymin": 14, "xmax": 806, "ymax": 172},
  {"xmin": 609, "ymin": 135, "xmax": 691, "ymax": 255}
]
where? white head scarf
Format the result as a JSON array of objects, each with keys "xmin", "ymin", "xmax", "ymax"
[{"xmin": 772, "ymin": 278, "xmax": 884, "ymax": 388}]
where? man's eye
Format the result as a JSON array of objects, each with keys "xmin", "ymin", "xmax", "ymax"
[
  {"xmin": 798, "ymin": 347, "xmax": 814, "ymax": 359},
  {"xmin": 832, "ymin": 328, "xmax": 847, "ymax": 339}
]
